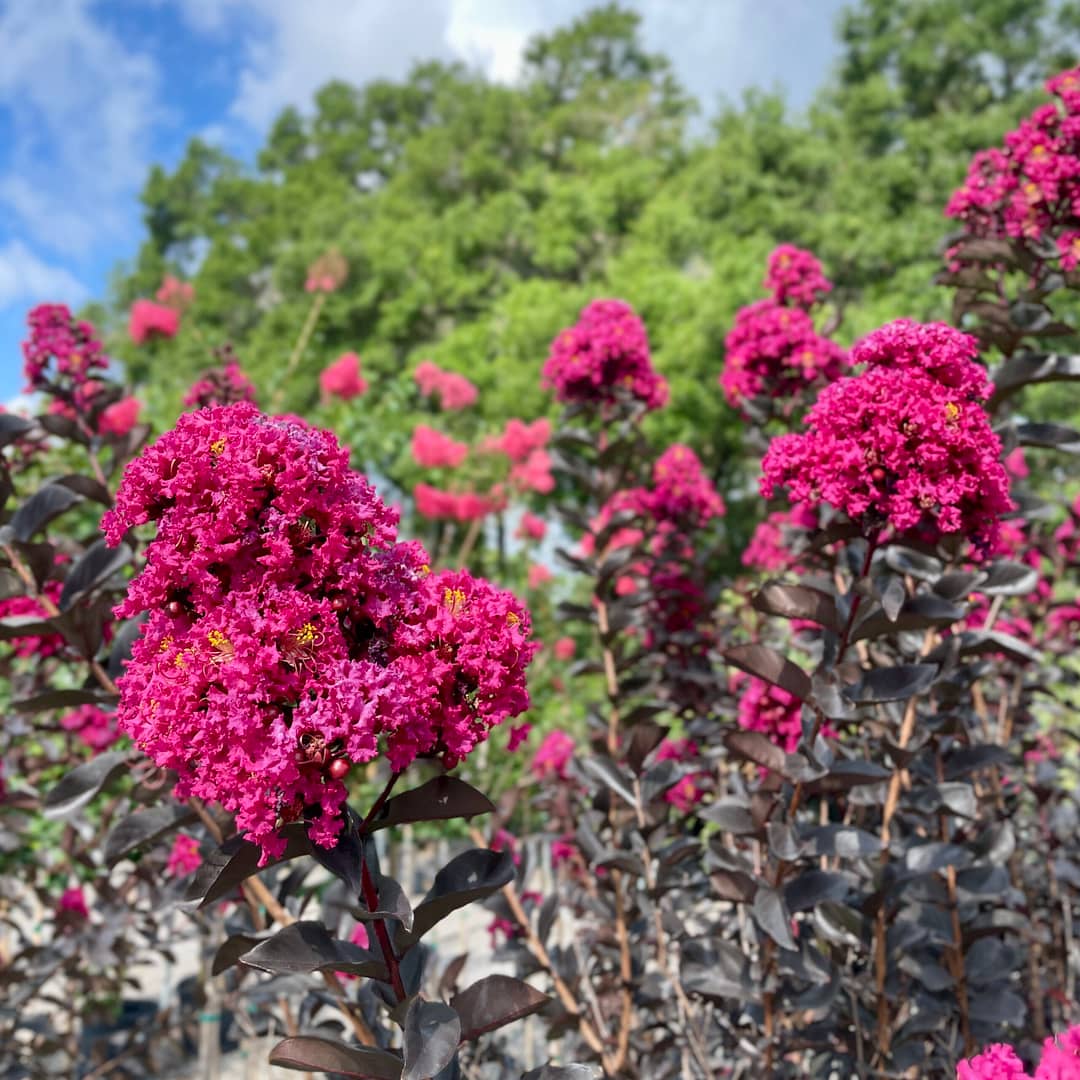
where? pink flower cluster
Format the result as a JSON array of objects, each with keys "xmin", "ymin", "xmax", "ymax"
[
  {"xmin": 654, "ymin": 738, "xmax": 707, "ymax": 812},
  {"xmin": 720, "ymin": 300, "xmax": 847, "ymax": 412},
  {"xmin": 185, "ymin": 361, "xmax": 258, "ymax": 410},
  {"xmin": 736, "ymin": 675, "xmax": 803, "ymax": 754},
  {"xmin": 531, "ymin": 730, "xmax": 574, "ymax": 780},
  {"xmin": 102, "ymin": 403, "xmax": 535, "ymax": 861},
  {"xmin": 414, "ymin": 483, "xmax": 504, "ymax": 521},
  {"xmin": 543, "ymin": 299, "xmax": 668, "ymax": 411},
  {"xmin": 0, "ymin": 580, "xmax": 66, "ymax": 660},
  {"xmin": 947, "ymin": 66, "xmax": 1080, "ymax": 268},
  {"xmin": 763, "ymin": 244, "xmax": 833, "ymax": 309},
  {"xmin": 320, "ymin": 353, "xmax": 368, "ymax": 402},
  {"xmin": 414, "ymin": 361, "xmax": 478, "ymax": 411},
  {"xmin": 483, "ymin": 418, "xmax": 554, "ymax": 494},
  {"xmin": 761, "ymin": 320, "xmax": 1012, "ymax": 549},
  {"xmin": 958, "ymin": 1024, "xmax": 1080, "ymax": 1078},
  {"xmin": 305, "ymin": 251, "xmax": 348, "ymax": 293},
  {"xmin": 98, "ymin": 397, "xmax": 142, "ymax": 437},
  {"xmin": 647, "ymin": 444, "xmax": 726, "ymax": 525},
  {"xmin": 129, "ymin": 300, "xmax": 180, "ymax": 345},
  {"xmin": 166, "ymin": 834, "xmax": 202, "ymax": 878},
  {"xmin": 60, "ymin": 705, "xmax": 119, "ymax": 752},
  {"xmin": 412, "ymin": 425, "xmax": 468, "ymax": 469},
  {"xmin": 516, "ymin": 512, "xmax": 547, "ymax": 542},
  {"xmin": 742, "ymin": 505, "xmax": 818, "ymax": 573},
  {"xmin": 22, "ymin": 304, "xmax": 108, "ymax": 412},
  {"xmin": 156, "ymin": 276, "xmax": 195, "ymax": 312},
  {"xmin": 57, "ymin": 887, "xmax": 89, "ymax": 920}
]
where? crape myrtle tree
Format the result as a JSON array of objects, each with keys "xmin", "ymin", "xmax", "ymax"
[{"xmin": 0, "ymin": 305, "xmax": 594, "ymax": 1079}]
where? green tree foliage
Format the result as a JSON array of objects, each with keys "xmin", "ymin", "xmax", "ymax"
[{"xmin": 105, "ymin": 0, "xmax": 1080, "ymax": 476}]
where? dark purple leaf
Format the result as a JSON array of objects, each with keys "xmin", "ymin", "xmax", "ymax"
[
  {"xmin": 402, "ymin": 999, "xmax": 460, "ymax": 1080},
  {"xmin": 753, "ymin": 885, "xmax": 796, "ymax": 951},
  {"xmin": 451, "ymin": 974, "xmax": 550, "ymax": 1042},
  {"xmin": 724, "ymin": 643, "xmax": 811, "ymax": 701},
  {"xmin": 185, "ymin": 824, "xmax": 311, "ymax": 908},
  {"xmin": 9, "ymin": 483, "xmax": 84, "ymax": 542},
  {"xmin": 59, "ymin": 540, "xmax": 131, "ymax": 611},
  {"xmin": 104, "ymin": 804, "xmax": 196, "ymax": 866},
  {"xmin": 374, "ymin": 776, "xmax": 494, "ymax": 831},
  {"xmin": 43, "ymin": 751, "xmax": 127, "ymax": 819},
  {"xmin": 722, "ymin": 729, "xmax": 786, "ymax": 774},
  {"xmin": 241, "ymin": 921, "xmax": 387, "ymax": 979},
  {"xmin": 850, "ymin": 664, "xmax": 938, "ymax": 704},
  {"xmin": 269, "ymin": 1036, "xmax": 402, "ymax": 1079},
  {"xmin": 752, "ymin": 582, "xmax": 840, "ymax": 632}
]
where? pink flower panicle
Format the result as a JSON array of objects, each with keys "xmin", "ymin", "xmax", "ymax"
[
  {"xmin": 516, "ymin": 512, "xmax": 547, "ymax": 542},
  {"xmin": 98, "ymin": 397, "xmax": 142, "ymax": 437},
  {"xmin": 102, "ymin": 403, "xmax": 535, "ymax": 861},
  {"xmin": 0, "ymin": 579, "xmax": 66, "ymax": 660},
  {"xmin": 531, "ymin": 730, "xmax": 574, "ymax": 780},
  {"xmin": 543, "ymin": 299, "xmax": 668, "ymax": 411},
  {"xmin": 958, "ymin": 1024, "xmax": 1080, "ymax": 1078},
  {"xmin": 761, "ymin": 322, "xmax": 1012, "ymax": 551},
  {"xmin": 646, "ymin": 444, "xmax": 726, "ymax": 527},
  {"xmin": 305, "ymin": 251, "xmax": 348, "ymax": 294},
  {"xmin": 320, "ymin": 352, "xmax": 368, "ymax": 402},
  {"xmin": 156, "ymin": 275, "xmax": 195, "ymax": 312},
  {"xmin": 22, "ymin": 304, "xmax": 109, "ymax": 412},
  {"xmin": 763, "ymin": 244, "xmax": 833, "ymax": 309},
  {"xmin": 166, "ymin": 834, "xmax": 202, "ymax": 878},
  {"xmin": 129, "ymin": 300, "xmax": 180, "ymax": 345},
  {"xmin": 414, "ymin": 361, "xmax": 478, "ymax": 410},
  {"xmin": 58, "ymin": 887, "xmax": 89, "ymax": 920},
  {"xmin": 720, "ymin": 299, "xmax": 848, "ymax": 412},
  {"xmin": 411, "ymin": 425, "xmax": 468, "ymax": 469},
  {"xmin": 742, "ymin": 506, "xmax": 818, "ymax": 572},
  {"xmin": 483, "ymin": 418, "xmax": 551, "ymax": 462},
  {"xmin": 60, "ymin": 705, "xmax": 119, "ymax": 752},
  {"xmin": 736, "ymin": 675, "xmax": 804, "ymax": 754},
  {"xmin": 552, "ymin": 637, "xmax": 576, "ymax": 661},
  {"xmin": 414, "ymin": 483, "xmax": 504, "ymax": 521},
  {"xmin": 184, "ymin": 361, "xmax": 258, "ymax": 410},
  {"xmin": 947, "ymin": 66, "xmax": 1080, "ymax": 268}
]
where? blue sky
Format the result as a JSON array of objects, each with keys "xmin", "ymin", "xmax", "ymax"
[{"xmin": 0, "ymin": 0, "xmax": 848, "ymax": 402}]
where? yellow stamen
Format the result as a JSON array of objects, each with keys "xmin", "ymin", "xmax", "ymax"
[
  {"xmin": 944, "ymin": 402, "xmax": 960, "ymax": 421},
  {"xmin": 210, "ymin": 437, "xmax": 227, "ymax": 456},
  {"xmin": 159, "ymin": 636, "xmax": 174, "ymax": 652},
  {"xmin": 506, "ymin": 612, "xmax": 520, "ymax": 625},
  {"xmin": 443, "ymin": 588, "xmax": 467, "ymax": 615},
  {"xmin": 294, "ymin": 622, "xmax": 318, "ymax": 648}
]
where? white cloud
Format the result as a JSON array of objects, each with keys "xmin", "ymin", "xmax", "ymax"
[
  {"xmin": 0, "ymin": 0, "xmax": 160, "ymax": 257},
  {"xmin": 0, "ymin": 240, "xmax": 88, "ymax": 309}
]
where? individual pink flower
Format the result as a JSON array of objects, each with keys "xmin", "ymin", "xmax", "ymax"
[
  {"xmin": 528, "ymin": 564, "xmax": 553, "ymax": 589},
  {"xmin": 98, "ymin": 396, "xmax": 141, "ymax": 437},
  {"xmin": 531, "ymin": 730, "xmax": 574, "ymax": 780},
  {"xmin": 490, "ymin": 828, "xmax": 521, "ymax": 865},
  {"xmin": 60, "ymin": 705, "xmax": 119, "ymax": 752},
  {"xmin": 742, "ymin": 506, "xmax": 818, "ymax": 572},
  {"xmin": 646, "ymin": 445, "xmax": 725, "ymax": 525},
  {"xmin": 166, "ymin": 834, "xmax": 202, "ymax": 877},
  {"xmin": 761, "ymin": 325, "xmax": 1013, "ymax": 550},
  {"xmin": 58, "ymin": 887, "xmax": 89, "ymax": 920},
  {"xmin": 553, "ymin": 637, "xmax": 576, "ymax": 661},
  {"xmin": 763, "ymin": 244, "xmax": 833, "ymax": 309},
  {"xmin": 0, "ymin": 579, "xmax": 66, "ymax": 660},
  {"xmin": 543, "ymin": 299, "xmax": 668, "ymax": 411},
  {"xmin": 129, "ymin": 300, "xmax": 180, "ymax": 345},
  {"xmin": 516, "ymin": 512, "xmax": 547, "ymax": 542},
  {"xmin": 411, "ymin": 425, "xmax": 468, "ymax": 469},
  {"xmin": 654, "ymin": 737, "xmax": 698, "ymax": 763},
  {"xmin": 1005, "ymin": 448, "xmax": 1030, "ymax": 478},
  {"xmin": 156, "ymin": 275, "xmax": 195, "ymax": 312},
  {"xmin": 665, "ymin": 774, "xmax": 705, "ymax": 813},
  {"xmin": 551, "ymin": 836, "xmax": 577, "ymax": 866},
  {"xmin": 319, "ymin": 352, "xmax": 368, "ymax": 402}
]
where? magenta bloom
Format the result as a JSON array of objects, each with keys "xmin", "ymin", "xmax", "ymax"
[
  {"xmin": 484, "ymin": 418, "xmax": 551, "ymax": 462},
  {"xmin": 58, "ymin": 887, "xmax": 89, "ymax": 920},
  {"xmin": 516, "ymin": 512, "xmax": 547, "ymax": 542},
  {"xmin": 411, "ymin": 425, "xmax": 468, "ymax": 469},
  {"xmin": 166, "ymin": 834, "xmax": 202, "ymax": 877},
  {"xmin": 1036, "ymin": 1024, "xmax": 1080, "ymax": 1077},
  {"xmin": 98, "ymin": 396, "xmax": 141, "ymax": 437},
  {"xmin": 60, "ymin": 705, "xmax": 119, "ymax": 752},
  {"xmin": 510, "ymin": 448, "xmax": 554, "ymax": 494},
  {"xmin": 0, "ymin": 580, "xmax": 66, "ymax": 659},
  {"xmin": 156, "ymin": 275, "xmax": 195, "ymax": 311},
  {"xmin": 531, "ymin": 730, "xmax": 574, "ymax": 780},
  {"xmin": 102, "ymin": 404, "xmax": 535, "ymax": 861},
  {"xmin": 543, "ymin": 299, "xmax": 668, "ymax": 411},
  {"xmin": 22, "ymin": 304, "xmax": 108, "ymax": 412},
  {"xmin": 414, "ymin": 361, "xmax": 478, "ymax": 410},
  {"xmin": 185, "ymin": 360, "xmax": 257, "ymax": 410},
  {"xmin": 319, "ymin": 352, "xmax": 367, "ymax": 402},
  {"xmin": 552, "ymin": 637, "xmax": 576, "ymax": 661},
  {"xmin": 957, "ymin": 1044, "xmax": 1032, "ymax": 1079},
  {"xmin": 527, "ymin": 564, "xmax": 553, "ymax": 590},
  {"xmin": 761, "ymin": 329, "xmax": 1012, "ymax": 549},
  {"xmin": 413, "ymin": 483, "xmax": 501, "ymax": 522},
  {"xmin": 720, "ymin": 299, "xmax": 847, "ymax": 411},
  {"xmin": 763, "ymin": 244, "xmax": 833, "ymax": 309},
  {"xmin": 646, "ymin": 445, "xmax": 725, "ymax": 525},
  {"xmin": 129, "ymin": 300, "xmax": 180, "ymax": 345},
  {"xmin": 736, "ymin": 676, "xmax": 804, "ymax": 754}
]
